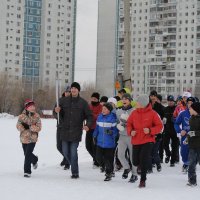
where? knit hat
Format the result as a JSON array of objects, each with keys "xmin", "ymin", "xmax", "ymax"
[
  {"xmin": 91, "ymin": 92, "xmax": 100, "ymax": 101},
  {"xmin": 65, "ymin": 86, "xmax": 71, "ymax": 92},
  {"xmin": 167, "ymin": 95, "xmax": 175, "ymax": 102},
  {"xmin": 150, "ymin": 90, "xmax": 157, "ymax": 96},
  {"xmin": 182, "ymin": 91, "xmax": 191, "ymax": 98},
  {"xmin": 122, "ymin": 93, "xmax": 132, "ymax": 102},
  {"xmin": 24, "ymin": 99, "xmax": 35, "ymax": 110},
  {"xmin": 190, "ymin": 102, "xmax": 200, "ymax": 114},
  {"xmin": 136, "ymin": 94, "xmax": 149, "ymax": 107},
  {"xmin": 100, "ymin": 96, "xmax": 108, "ymax": 103},
  {"xmin": 187, "ymin": 97, "xmax": 196, "ymax": 103},
  {"xmin": 108, "ymin": 97, "xmax": 117, "ymax": 106},
  {"xmin": 103, "ymin": 102, "xmax": 113, "ymax": 112},
  {"xmin": 71, "ymin": 82, "xmax": 81, "ymax": 91}
]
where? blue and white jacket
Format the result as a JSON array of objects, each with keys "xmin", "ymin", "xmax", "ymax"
[
  {"xmin": 93, "ymin": 112, "xmax": 118, "ymax": 148},
  {"xmin": 174, "ymin": 109, "xmax": 191, "ymax": 134}
]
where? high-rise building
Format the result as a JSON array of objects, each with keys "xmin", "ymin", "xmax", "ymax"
[
  {"xmin": 96, "ymin": 0, "xmax": 118, "ymax": 97},
  {"xmin": 130, "ymin": 0, "xmax": 200, "ymax": 98},
  {"xmin": 0, "ymin": 0, "xmax": 76, "ymax": 95}
]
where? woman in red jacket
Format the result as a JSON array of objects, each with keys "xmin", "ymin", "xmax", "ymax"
[{"xmin": 127, "ymin": 94, "xmax": 163, "ymax": 188}]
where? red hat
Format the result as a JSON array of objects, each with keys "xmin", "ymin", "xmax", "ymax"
[{"xmin": 24, "ymin": 99, "xmax": 35, "ymax": 110}]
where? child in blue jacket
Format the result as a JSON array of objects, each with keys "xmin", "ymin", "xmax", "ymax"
[{"xmin": 93, "ymin": 103, "xmax": 118, "ymax": 181}]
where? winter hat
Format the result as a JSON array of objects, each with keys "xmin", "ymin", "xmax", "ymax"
[
  {"xmin": 190, "ymin": 102, "xmax": 200, "ymax": 114},
  {"xmin": 65, "ymin": 85, "xmax": 71, "ymax": 92},
  {"xmin": 24, "ymin": 99, "xmax": 35, "ymax": 110},
  {"xmin": 91, "ymin": 92, "xmax": 100, "ymax": 101},
  {"xmin": 71, "ymin": 82, "xmax": 81, "ymax": 91},
  {"xmin": 136, "ymin": 94, "xmax": 149, "ymax": 107},
  {"xmin": 150, "ymin": 90, "xmax": 157, "ymax": 96},
  {"xmin": 108, "ymin": 97, "xmax": 117, "ymax": 106},
  {"xmin": 182, "ymin": 91, "xmax": 191, "ymax": 98},
  {"xmin": 103, "ymin": 102, "xmax": 113, "ymax": 112},
  {"xmin": 187, "ymin": 97, "xmax": 196, "ymax": 103},
  {"xmin": 100, "ymin": 96, "xmax": 108, "ymax": 103},
  {"xmin": 157, "ymin": 94, "xmax": 162, "ymax": 102},
  {"xmin": 122, "ymin": 93, "xmax": 132, "ymax": 102},
  {"xmin": 176, "ymin": 96, "xmax": 183, "ymax": 101},
  {"xmin": 167, "ymin": 95, "xmax": 175, "ymax": 102}
]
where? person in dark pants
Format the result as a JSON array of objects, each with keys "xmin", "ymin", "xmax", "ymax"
[
  {"xmin": 86, "ymin": 92, "xmax": 102, "ymax": 167},
  {"xmin": 16, "ymin": 99, "xmax": 42, "ymax": 177},
  {"xmin": 187, "ymin": 102, "xmax": 200, "ymax": 186},
  {"xmin": 163, "ymin": 95, "xmax": 179, "ymax": 166},
  {"xmin": 127, "ymin": 94, "xmax": 163, "ymax": 188},
  {"xmin": 55, "ymin": 82, "xmax": 93, "ymax": 179},
  {"xmin": 53, "ymin": 86, "xmax": 71, "ymax": 170},
  {"xmin": 149, "ymin": 91, "xmax": 164, "ymax": 172},
  {"xmin": 93, "ymin": 103, "xmax": 118, "ymax": 181}
]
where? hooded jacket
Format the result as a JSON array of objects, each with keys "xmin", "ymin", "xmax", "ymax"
[
  {"xmin": 127, "ymin": 104, "xmax": 163, "ymax": 145},
  {"xmin": 93, "ymin": 112, "xmax": 118, "ymax": 148}
]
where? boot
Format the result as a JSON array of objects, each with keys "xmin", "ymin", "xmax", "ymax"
[
  {"xmin": 122, "ymin": 169, "xmax": 131, "ymax": 179},
  {"xmin": 139, "ymin": 180, "xmax": 146, "ymax": 188}
]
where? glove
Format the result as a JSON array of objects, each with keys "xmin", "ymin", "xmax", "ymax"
[
  {"xmin": 21, "ymin": 122, "xmax": 29, "ymax": 130},
  {"xmin": 105, "ymin": 129, "xmax": 113, "ymax": 135},
  {"xmin": 120, "ymin": 113, "xmax": 129, "ymax": 124},
  {"xmin": 163, "ymin": 118, "xmax": 167, "ymax": 125},
  {"xmin": 117, "ymin": 123, "xmax": 125, "ymax": 132}
]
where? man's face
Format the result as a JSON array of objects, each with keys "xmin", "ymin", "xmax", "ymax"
[
  {"xmin": 168, "ymin": 101, "xmax": 175, "ymax": 107},
  {"xmin": 187, "ymin": 101, "xmax": 193, "ymax": 109},
  {"xmin": 150, "ymin": 95, "xmax": 157, "ymax": 102},
  {"xmin": 91, "ymin": 97, "xmax": 98, "ymax": 102},
  {"xmin": 71, "ymin": 87, "xmax": 79, "ymax": 97},
  {"xmin": 102, "ymin": 106, "xmax": 110, "ymax": 115}
]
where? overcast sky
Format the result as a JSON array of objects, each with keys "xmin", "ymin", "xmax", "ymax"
[{"xmin": 74, "ymin": 0, "xmax": 98, "ymax": 84}]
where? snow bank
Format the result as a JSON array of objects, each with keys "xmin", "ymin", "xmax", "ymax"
[{"xmin": 0, "ymin": 113, "xmax": 15, "ymax": 119}]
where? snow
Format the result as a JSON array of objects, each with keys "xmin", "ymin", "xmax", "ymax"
[
  {"xmin": 0, "ymin": 117, "xmax": 199, "ymax": 200},
  {"xmin": 0, "ymin": 113, "xmax": 15, "ymax": 119}
]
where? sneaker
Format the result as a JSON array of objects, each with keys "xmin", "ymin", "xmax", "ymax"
[
  {"xmin": 122, "ymin": 169, "xmax": 131, "ymax": 179},
  {"xmin": 187, "ymin": 181, "xmax": 197, "ymax": 187},
  {"xmin": 104, "ymin": 174, "xmax": 112, "ymax": 181},
  {"xmin": 182, "ymin": 164, "xmax": 188, "ymax": 173},
  {"xmin": 156, "ymin": 164, "xmax": 162, "ymax": 172},
  {"xmin": 71, "ymin": 174, "xmax": 79, "ymax": 179},
  {"xmin": 24, "ymin": 173, "xmax": 31, "ymax": 178},
  {"xmin": 138, "ymin": 180, "xmax": 146, "ymax": 188},
  {"xmin": 129, "ymin": 175, "xmax": 138, "ymax": 183},
  {"xmin": 33, "ymin": 163, "xmax": 38, "ymax": 170},
  {"xmin": 165, "ymin": 156, "xmax": 170, "ymax": 164},
  {"xmin": 64, "ymin": 164, "xmax": 70, "ymax": 170}
]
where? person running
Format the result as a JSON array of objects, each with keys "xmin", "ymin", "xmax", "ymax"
[
  {"xmin": 16, "ymin": 99, "xmax": 42, "ymax": 178},
  {"xmin": 93, "ymin": 103, "xmax": 118, "ymax": 181},
  {"xmin": 127, "ymin": 94, "xmax": 163, "ymax": 188},
  {"xmin": 116, "ymin": 93, "xmax": 138, "ymax": 183}
]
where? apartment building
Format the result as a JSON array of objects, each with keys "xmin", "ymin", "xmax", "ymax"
[{"xmin": 0, "ymin": 0, "xmax": 76, "ymax": 94}]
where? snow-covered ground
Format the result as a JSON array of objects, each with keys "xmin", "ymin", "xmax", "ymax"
[{"xmin": 0, "ymin": 117, "xmax": 199, "ymax": 200}]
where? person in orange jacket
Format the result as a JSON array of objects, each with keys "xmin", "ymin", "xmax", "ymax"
[{"xmin": 127, "ymin": 94, "xmax": 163, "ymax": 188}]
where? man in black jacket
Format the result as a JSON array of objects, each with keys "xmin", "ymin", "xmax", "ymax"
[
  {"xmin": 163, "ymin": 95, "xmax": 179, "ymax": 167},
  {"xmin": 55, "ymin": 82, "xmax": 93, "ymax": 179}
]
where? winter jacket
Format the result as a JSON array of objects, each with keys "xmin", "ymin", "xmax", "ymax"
[
  {"xmin": 127, "ymin": 104, "xmax": 163, "ymax": 145},
  {"xmin": 163, "ymin": 105, "xmax": 177, "ymax": 135},
  {"xmin": 16, "ymin": 110, "xmax": 42, "ymax": 144},
  {"xmin": 93, "ymin": 112, "xmax": 118, "ymax": 148},
  {"xmin": 152, "ymin": 102, "xmax": 165, "ymax": 120},
  {"xmin": 188, "ymin": 115, "xmax": 200, "ymax": 149},
  {"xmin": 59, "ymin": 95, "xmax": 93, "ymax": 142},
  {"xmin": 116, "ymin": 105, "xmax": 134, "ymax": 136},
  {"xmin": 173, "ymin": 103, "xmax": 186, "ymax": 119},
  {"xmin": 174, "ymin": 109, "xmax": 191, "ymax": 134},
  {"xmin": 89, "ymin": 103, "xmax": 102, "ymax": 130}
]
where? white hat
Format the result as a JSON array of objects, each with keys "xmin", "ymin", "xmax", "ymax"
[
  {"xmin": 182, "ymin": 91, "xmax": 191, "ymax": 98},
  {"xmin": 108, "ymin": 97, "xmax": 117, "ymax": 106}
]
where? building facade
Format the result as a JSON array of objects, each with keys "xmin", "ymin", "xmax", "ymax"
[{"xmin": 0, "ymin": 0, "xmax": 76, "ymax": 95}]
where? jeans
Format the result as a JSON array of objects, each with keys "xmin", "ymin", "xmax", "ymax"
[
  {"xmin": 62, "ymin": 141, "xmax": 79, "ymax": 175},
  {"xmin": 22, "ymin": 143, "xmax": 38, "ymax": 174},
  {"xmin": 188, "ymin": 148, "xmax": 200, "ymax": 184}
]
